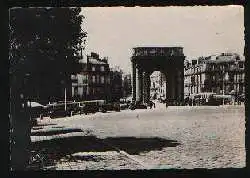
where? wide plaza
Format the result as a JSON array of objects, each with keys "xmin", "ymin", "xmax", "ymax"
[{"xmin": 30, "ymin": 104, "xmax": 245, "ymax": 170}]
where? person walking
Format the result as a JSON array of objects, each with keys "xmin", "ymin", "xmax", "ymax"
[{"xmin": 149, "ymin": 101, "xmax": 153, "ymax": 109}]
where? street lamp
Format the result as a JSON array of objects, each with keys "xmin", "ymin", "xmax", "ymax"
[
  {"xmin": 223, "ymin": 77, "xmax": 225, "ymax": 105},
  {"xmin": 61, "ymin": 79, "xmax": 67, "ymax": 111},
  {"xmin": 222, "ymin": 65, "xmax": 227, "ymax": 106}
]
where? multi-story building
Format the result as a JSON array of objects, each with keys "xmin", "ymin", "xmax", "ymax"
[
  {"xmin": 71, "ymin": 52, "xmax": 111, "ymax": 101},
  {"xmin": 122, "ymin": 74, "xmax": 132, "ymax": 98},
  {"xmin": 150, "ymin": 71, "xmax": 166, "ymax": 99},
  {"xmin": 110, "ymin": 69, "xmax": 123, "ymax": 102},
  {"xmin": 184, "ymin": 53, "xmax": 245, "ymax": 102}
]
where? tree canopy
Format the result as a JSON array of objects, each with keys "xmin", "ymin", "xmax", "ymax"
[{"xmin": 9, "ymin": 7, "xmax": 87, "ymax": 102}]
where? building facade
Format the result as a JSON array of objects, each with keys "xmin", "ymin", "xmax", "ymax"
[
  {"xmin": 71, "ymin": 52, "xmax": 111, "ymax": 101},
  {"xmin": 184, "ymin": 53, "xmax": 245, "ymax": 102},
  {"xmin": 150, "ymin": 71, "xmax": 166, "ymax": 99},
  {"xmin": 131, "ymin": 47, "xmax": 184, "ymax": 105},
  {"xmin": 110, "ymin": 69, "xmax": 123, "ymax": 102},
  {"xmin": 122, "ymin": 74, "xmax": 132, "ymax": 98}
]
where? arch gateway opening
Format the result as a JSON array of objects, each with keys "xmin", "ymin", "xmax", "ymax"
[{"xmin": 131, "ymin": 47, "xmax": 185, "ymax": 106}]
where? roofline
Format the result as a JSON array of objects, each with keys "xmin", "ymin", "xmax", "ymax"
[{"xmin": 132, "ymin": 46, "xmax": 184, "ymax": 49}]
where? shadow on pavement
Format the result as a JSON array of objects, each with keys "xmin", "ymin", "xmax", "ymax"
[
  {"xmin": 36, "ymin": 123, "xmax": 57, "ymax": 126},
  {"xmin": 29, "ymin": 135, "xmax": 180, "ymax": 169},
  {"xmin": 104, "ymin": 137, "xmax": 180, "ymax": 154},
  {"xmin": 31, "ymin": 128, "xmax": 82, "ymax": 136}
]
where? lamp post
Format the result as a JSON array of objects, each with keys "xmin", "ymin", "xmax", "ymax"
[
  {"xmin": 222, "ymin": 65, "xmax": 226, "ymax": 106},
  {"xmin": 64, "ymin": 86, "xmax": 67, "ymax": 111},
  {"xmin": 223, "ymin": 77, "xmax": 225, "ymax": 105}
]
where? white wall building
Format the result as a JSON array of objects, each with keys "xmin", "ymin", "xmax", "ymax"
[{"xmin": 150, "ymin": 71, "xmax": 166, "ymax": 99}]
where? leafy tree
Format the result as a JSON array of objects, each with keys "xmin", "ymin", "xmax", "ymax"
[
  {"xmin": 9, "ymin": 7, "xmax": 86, "ymax": 170},
  {"xmin": 10, "ymin": 7, "xmax": 87, "ymax": 102}
]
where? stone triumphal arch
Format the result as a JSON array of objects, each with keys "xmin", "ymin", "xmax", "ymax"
[{"xmin": 131, "ymin": 47, "xmax": 185, "ymax": 106}]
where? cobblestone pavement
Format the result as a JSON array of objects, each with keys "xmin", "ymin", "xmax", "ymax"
[{"xmin": 29, "ymin": 105, "xmax": 245, "ymax": 170}]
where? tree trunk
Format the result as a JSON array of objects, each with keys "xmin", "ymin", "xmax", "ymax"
[{"xmin": 10, "ymin": 76, "xmax": 31, "ymax": 170}]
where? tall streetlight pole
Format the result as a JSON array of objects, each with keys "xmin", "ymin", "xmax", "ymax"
[
  {"xmin": 223, "ymin": 78, "xmax": 225, "ymax": 105},
  {"xmin": 64, "ymin": 55, "xmax": 68, "ymax": 112},
  {"xmin": 222, "ymin": 65, "xmax": 225, "ymax": 105}
]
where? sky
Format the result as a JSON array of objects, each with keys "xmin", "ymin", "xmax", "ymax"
[{"xmin": 80, "ymin": 6, "xmax": 244, "ymax": 74}]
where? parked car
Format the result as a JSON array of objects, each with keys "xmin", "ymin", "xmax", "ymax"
[
  {"xmin": 159, "ymin": 97, "xmax": 167, "ymax": 103},
  {"xmin": 129, "ymin": 102, "xmax": 147, "ymax": 110},
  {"xmin": 120, "ymin": 103, "xmax": 129, "ymax": 110},
  {"xmin": 136, "ymin": 104, "xmax": 147, "ymax": 109},
  {"xmin": 27, "ymin": 101, "xmax": 46, "ymax": 126},
  {"xmin": 100, "ymin": 102, "xmax": 120, "ymax": 112},
  {"xmin": 47, "ymin": 103, "xmax": 71, "ymax": 118},
  {"xmin": 80, "ymin": 100, "xmax": 105, "ymax": 114},
  {"xmin": 67, "ymin": 102, "xmax": 81, "ymax": 115}
]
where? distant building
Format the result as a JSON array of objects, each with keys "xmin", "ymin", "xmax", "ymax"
[
  {"xmin": 150, "ymin": 71, "xmax": 166, "ymax": 99},
  {"xmin": 71, "ymin": 52, "xmax": 111, "ymax": 101},
  {"xmin": 184, "ymin": 53, "xmax": 245, "ymax": 103},
  {"xmin": 122, "ymin": 74, "xmax": 132, "ymax": 98},
  {"xmin": 110, "ymin": 69, "xmax": 123, "ymax": 102}
]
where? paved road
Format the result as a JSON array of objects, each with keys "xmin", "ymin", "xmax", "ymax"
[{"xmin": 30, "ymin": 105, "xmax": 245, "ymax": 170}]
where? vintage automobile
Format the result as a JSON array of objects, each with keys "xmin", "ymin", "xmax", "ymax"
[
  {"xmin": 67, "ymin": 102, "xmax": 81, "ymax": 115},
  {"xmin": 120, "ymin": 103, "xmax": 129, "ymax": 110},
  {"xmin": 212, "ymin": 94, "xmax": 233, "ymax": 105},
  {"xmin": 27, "ymin": 101, "xmax": 46, "ymax": 126},
  {"xmin": 187, "ymin": 93, "xmax": 233, "ymax": 106},
  {"xmin": 47, "ymin": 102, "xmax": 72, "ymax": 118},
  {"xmin": 119, "ymin": 98, "xmax": 131, "ymax": 110},
  {"xmin": 129, "ymin": 102, "xmax": 147, "ymax": 110},
  {"xmin": 99, "ymin": 101, "xmax": 120, "ymax": 113},
  {"xmin": 80, "ymin": 100, "xmax": 105, "ymax": 114}
]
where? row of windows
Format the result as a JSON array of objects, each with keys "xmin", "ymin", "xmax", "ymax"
[
  {"xmin": 185, "ymin": 72, "xmax": 244, "ymax": 82},
  {"xmin": 72, "ymin": 87, "xmax": 106, "ymax": 97},
  {"xmin": 91, "ymin": 75, "xmax": 109, "ymax": 84},
  {"xmin": 185, "ymin": 62, "xmax": 244, "ymax": 74},
  {"xmin": 91, "ymin": 66, "xmax": 105, "ymax": 72},
  {"xmin": 186, "ymin": 84, "xmax": 244, "ymax": 93},
  {"xmin": 75, "ymin": 74, "xmax": 110, "ymax": 84},
  {"xmin": 133, "ymin": 48, "xmax": 183, "ymax": 56}
]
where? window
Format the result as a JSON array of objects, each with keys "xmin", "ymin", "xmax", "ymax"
[
  {"xmin": 82, "ymin": 74, "xmax": 87, "ymax": 83},
  {"xmin": 191, "ymin": 76, "xmax": 195, "ymax": 85},
  {"xmin": 224, "ymin": 72, "xmax": 229, "ymax": 80},
  {"xmin": 100, "ymin": 66, "xmax": 105, "ymax": 71},
  {"xmin": 92, "ymin": 75, "xmax": 96, "ymax": 83},
  {"xmin": 239, "ymin": 62, "xmax": 244, "ymax": 68},
  {"xmin": 213, "ymin": 75, "xmax": 215, "ymax": 80},
  {"xmin": 107, "ymin": 76, "xmax": 110, "ymax": 84},
  {"xmin": 101, "ymin": 76, "xmax": 105, "ymax": 84},
  {"xmin": 96, "ymin": 74, "xmax": 100, "ymax": 84},
  {"xmin": 92, "ymin": 66, "xmax": 95, "ymax": 71}
]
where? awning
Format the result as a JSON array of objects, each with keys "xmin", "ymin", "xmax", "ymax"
[
  {"xmin": 213, "ymin": 95, "xmax": 232, "ymax": 99},
  {"xmin": 28, "ymin": 102, "xmax": 45, "ymax": 108}
]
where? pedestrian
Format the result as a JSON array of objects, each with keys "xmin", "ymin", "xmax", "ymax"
[{"xmin": 149, "ymin": 101, "xmax": 153, "ymax": 109}]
